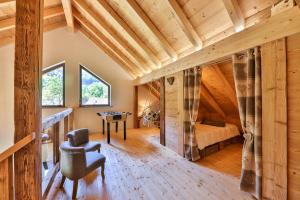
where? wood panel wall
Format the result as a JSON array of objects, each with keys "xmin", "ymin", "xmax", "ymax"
[
  {"xmin": 286, "ymin": 33, "xmax": 300, "ymax": 200},
  {"xmin": 261, "ymin": 38, "xmax": 287, "ymax": 200},
  {"xmin": 165, "ymin": 72, "xmax": 184, "ymax": 155},
  {"xmin": 261, "ymin": 33, "xmax": 300, "ymax": 200}
]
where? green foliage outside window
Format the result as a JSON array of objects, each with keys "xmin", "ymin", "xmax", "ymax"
[
  {"xmin": 81, "ymin": 66, "xmax": 110, "ymax": 106},
  {"xmin": 42, "ymin": 66, "xmax": 64, "ymax": 106}
]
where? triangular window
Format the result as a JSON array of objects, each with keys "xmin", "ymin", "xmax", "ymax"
[{"xmin": 80, "ymin": 65, "xmax": 111, "ymax": 106}]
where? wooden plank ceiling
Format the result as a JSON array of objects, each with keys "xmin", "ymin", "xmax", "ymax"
[{"xmin": 0, "ymin": 0, "xmax": 280, "ymax": 78}]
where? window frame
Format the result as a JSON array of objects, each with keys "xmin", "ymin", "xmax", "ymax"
[
  {"xmin": 42, "ymin": 62, "xmax": 66, "ymax": 108},
  {"xmin": 79, "ymin": 65, "xmax": 111, "ymax": 107}
]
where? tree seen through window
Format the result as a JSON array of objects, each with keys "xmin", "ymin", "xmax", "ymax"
[{"xmin": 80, "ymin": 66, "xmax": 111, "ymax": 106}]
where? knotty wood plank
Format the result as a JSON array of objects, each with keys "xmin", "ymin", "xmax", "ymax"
[
  {"xmin": 42, "ymin": 108, "xmax": 72, "ymax": 130},
  {"xmin": 261, "ymin": 38, "xmax": 287, "ymax": 200},
  {"xmin": 160, "ymin": 77, "xmax": 165, "ymax": 146},
  {"xmin": 14, "ymin": 0, "xmax": 43, "ymax": 199},
  {"xmin": 0, "ymin": 156, "xmax": 13, "ymax": 200}
]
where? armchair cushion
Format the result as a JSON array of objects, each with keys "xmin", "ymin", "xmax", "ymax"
[
  {"xmin": 86, "ymin": 152, "xmax": 106, "ymax": 174},
  {"xmin": 67, "ymin": 128, "xmax": 89, "ymax": 146}
]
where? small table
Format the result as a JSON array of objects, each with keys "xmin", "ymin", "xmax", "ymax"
[{"xmin": 97, "ymin": 112, "xmax": 131, "ymax": 144}]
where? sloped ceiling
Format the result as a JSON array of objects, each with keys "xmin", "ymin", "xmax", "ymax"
[{"xmin": 0, "ymin": 0, "xmax": 280, "ymax": 79}]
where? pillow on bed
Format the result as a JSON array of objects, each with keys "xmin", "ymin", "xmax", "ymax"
[{"xmin": 201, "ymin": 119, "xmax": 226, "ymax": 127}]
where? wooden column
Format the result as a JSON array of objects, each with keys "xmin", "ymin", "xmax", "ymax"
[
  {"xmin": 261, "ymin": 38, "xmax": 287, "ymax": 200},
  {"xmin": 133, "ymin": 85, "xmax": 139, "ymax": 128},
  {"xmin": 13, "ymin": 0, "xmax": 43, "ymax": 199},
  {"xmin": 160, "ymin": 77, "xmax": 165, "ymax": 146}
]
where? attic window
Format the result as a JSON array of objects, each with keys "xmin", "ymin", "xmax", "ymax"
[
  {"xmin": 80, "ymin": 65, "xmax": 111, "ymax": 107},
  {"xmin": 42, "ymin": 62, "xmax": 65, "ymax": 107}
]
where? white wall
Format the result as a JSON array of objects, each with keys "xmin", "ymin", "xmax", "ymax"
[{"xmin": 0, "ymin": 27, "xmax": 134, "ymax": 152}]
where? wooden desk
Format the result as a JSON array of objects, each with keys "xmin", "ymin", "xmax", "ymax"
[{"xmin": 97, "ymin": 112, "xmax": 131, "ymax": 144}]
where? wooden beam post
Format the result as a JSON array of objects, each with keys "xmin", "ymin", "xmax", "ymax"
[
  {"xmin": 261, "ymin": 38, "xmax": 287, "ymax": 200},
  {"xmin": 133, "ymin": 86, "xmax": 139, "ymax": 128},
  {"xmin": 160, "ymin": 77, "xmax": 165, "ymax": 146},
  {"xmin": 14, "ymin": 0, "xmax": 43, "ymax": 199}
]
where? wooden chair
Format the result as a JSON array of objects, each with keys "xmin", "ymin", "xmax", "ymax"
[{"xmin": 59, "ymin": 143, "xmax": 105, "ymax": 199}]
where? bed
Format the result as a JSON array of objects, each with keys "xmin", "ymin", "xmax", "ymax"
[{"xmin": 195, "ymin": 123, "xmax": 240, "ymax": 150}]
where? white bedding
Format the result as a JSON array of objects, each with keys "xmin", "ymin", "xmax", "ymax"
[{"xmin": 195, "ymin": 123, "xmax": 240, "ymax": 150}]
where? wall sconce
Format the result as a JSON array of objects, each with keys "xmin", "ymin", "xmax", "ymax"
[{"xmin": 167, "ymin": 77, "xmax": 175, "ymax": 85}]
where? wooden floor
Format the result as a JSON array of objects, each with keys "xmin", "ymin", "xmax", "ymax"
[
  {"xmin": 46, "ymin": 128, "xmax": 252, "ymax": 200},
  {"xmin": 197, "ymin": 143, "xmax": 243, "ymax": 178}
]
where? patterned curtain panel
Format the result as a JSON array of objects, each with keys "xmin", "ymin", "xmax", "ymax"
[
  {"xmin": 232, "ymin": 47, "xmax": 262, "ymax": 199},
  {"xmin": 183, "ymin": 67, "xmax": 202, "ymax": 161}
]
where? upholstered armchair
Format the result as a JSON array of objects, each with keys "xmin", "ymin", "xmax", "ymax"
[
  {"xmin": 59, "ymin": 142, "xmax": 106, "ymax": 199},
  {"xmin": 66, "ymin": 128, "xmax": 101, "ymax": 152}
]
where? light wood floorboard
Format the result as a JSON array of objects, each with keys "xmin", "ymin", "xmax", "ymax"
[{"xmin": 46, "ymin": 128, "xmax": 252, "ymax": 200}]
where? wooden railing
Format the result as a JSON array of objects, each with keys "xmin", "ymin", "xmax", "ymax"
[{"xmin": 0, "ymin": 108, "xmax": 74, "ymax": 200}]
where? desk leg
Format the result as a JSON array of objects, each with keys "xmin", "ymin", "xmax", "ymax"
[
  {"xmin": 102, "ymin": 119, "xmax": 105, "ymax": 135},
  {"xmin": 107, "ymin": 122, "xmax": 110, "ymax": 144},
  {"xmin": 123, "ymin": 121, "xmax": 126, "ymax": 140},
  {"xmin": 116, "ymin": 122, "xmax": 118, "ymax": 132}
]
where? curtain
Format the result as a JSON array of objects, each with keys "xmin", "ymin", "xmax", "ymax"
[
  {"xmin": 183, "ymin": 67, "xmax": 202, "ymax": 161},
  {"xmin": 232, "ymin": 47, "xmax": 262, "ymax": 199}
]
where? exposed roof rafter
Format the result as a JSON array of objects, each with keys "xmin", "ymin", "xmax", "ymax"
[
  {"xmin": 222, "ymin": 0, "xmax": 245, "ymax": 32},
  {"xmin": 73, "ymin": 0, "xmax": 151, "ymax": 73},
  {"xmin": 79, "ymin": 25, "xmax": 137, "ymax": 79},
  {"xmin": 127, "ymin": 0, "xmax": 177, "ymax": 59},
  {"xmin": 61, "ymin": 0, "xmax": 74, "ymax": 32},
  {"xmin": 167, "ymin": 0, "xmax": 202, "ymax": 49},
  {"xmin": 96, "ymin": 0, "xmax": 161, "ymax": 67},
  {"xmin": 73, "ymin": 9, "xmax": 144, "ymax": 76}
]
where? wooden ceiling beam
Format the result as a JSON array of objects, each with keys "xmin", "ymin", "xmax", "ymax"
[
  {"xmin": 73, "ymin": 9, "xmax": 144, "ymax": 76},
  {"xmin": 127, "ymin": 0, "xmax": 177, "ymax": 59},
  {"xmin": 201, "ymin": 83, "xmax": 226, "ymax": 119},
  {"xmin": 61, "ymin": 0, "xmax": 74, "ymax": 31},
  {"xmin": 222, "ymin": 0, "xmax": 245, "ymax": 32},
  {"xmin": 135, "ymin": 6, "xmax": 300, "ymax": 85},
  {"xmin": 0, "ymin": 5, "xmax": 64, "ymax": 32},
  {"xmin": 73, "ymin": 0, "xmax": 151, "ymax": 72},
  {"xmin": 96, "ymin": 0, "xmax": 161, "ymax": 67},
  {"xmin": 79, "ymin": 25, "xmax": 137, "ymax": 79},
  {"xmin": 167, "ymin": 0, "xmax": 202, "ymax": 49}
]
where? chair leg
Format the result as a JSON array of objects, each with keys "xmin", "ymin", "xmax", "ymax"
[
  {"xmin": 101, "ymin": 162, "xmax": 105, "ymax": 180},
  {"xmin": 72, "ymin": 180, "xmax": 78, "ymax": 199},
  {"xmin": 60, "ymin": 175, "xmax": 66, "ymax": 188}
]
